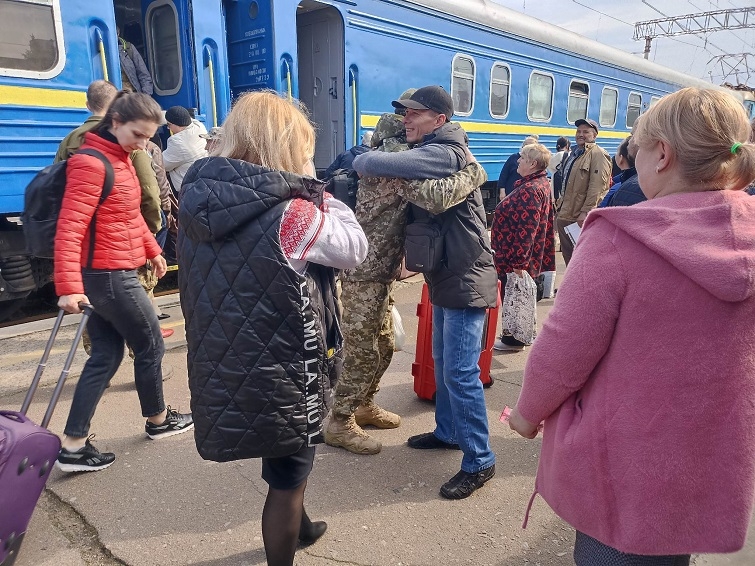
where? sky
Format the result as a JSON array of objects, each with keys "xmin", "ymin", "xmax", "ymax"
[{"xmin": 491, "ymin": 0, "xmax": 755, "ymax": 87}]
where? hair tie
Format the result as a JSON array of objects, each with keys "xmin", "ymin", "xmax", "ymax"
[{"xmin": 731, "ymin": 142, "xmax": 742, "ymax": 154}]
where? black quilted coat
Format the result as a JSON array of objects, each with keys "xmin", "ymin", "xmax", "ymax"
[{"xmin": 177, "ymin": 157, "xmax": 343, "ymax": 462}]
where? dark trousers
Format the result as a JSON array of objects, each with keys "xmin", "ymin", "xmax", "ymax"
[
  {"xmin": 63, "ymin": 269, "xmax": 166, "ymax": 438},
  {"xmin": 556, "ymin": 217, "xmax": 576, "ymax": 266},
  {"xmin": 574, "ymin": 532, "xmax": 691, "ymax": 566}
]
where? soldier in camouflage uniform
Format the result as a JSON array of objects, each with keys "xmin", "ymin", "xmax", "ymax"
[{"xmin": 325, "ymin": 92, "xmax": 488, "ymax": 455}]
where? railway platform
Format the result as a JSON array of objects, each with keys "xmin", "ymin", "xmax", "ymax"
[{"xmin": 1, "ymin": 269, "xmax": 753, "ymax": 566}]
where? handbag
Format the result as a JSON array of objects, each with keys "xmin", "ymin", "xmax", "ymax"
[
  {"xmin": 404, "ymin": 219, "xmax": 444, "ymax": 273},
  {"xmin": 391, "ymin": 306, "xmax": 406, "ymax": 351},
  {"xmin": 503, "ymin": 272, "xmax": 537, "ymax": 345}
]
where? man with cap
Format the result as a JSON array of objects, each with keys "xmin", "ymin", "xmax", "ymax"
[
  {"xmin": 350, "ymin": 86, "xmax": 498, "ymax": 500},
  {"xmin": 325, "ymin": 89, "xmax": 487, "ymax": 457},
  {"xmin": 554, "ymin": 118, "xmax": 611, "ymax": 265},
  {"xmin": 162, "ymin": 106, "xmax": 208, "ymax": 190}
]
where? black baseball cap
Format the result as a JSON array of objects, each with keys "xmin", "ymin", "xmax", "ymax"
[
  {"xmin": 574, "ymin": 118, "xmax": 599, "ymax": 133},
  {"xmin": 392, "ymin": 85, "xmax": 454, "ymax": 120}
]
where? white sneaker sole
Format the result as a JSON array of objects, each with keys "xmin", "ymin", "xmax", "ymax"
[
  {"xmin": 55, "ymin": 460, "xmax": 115, "ymax": 473},
  {"xmin": 146, "ymin": 422, "xmax": 194, "ymax": 440}
]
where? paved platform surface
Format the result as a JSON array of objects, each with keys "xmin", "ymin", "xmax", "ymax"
[{"xmin": 1, "ymin": 267, "xmax": 753, "ymax": 565}]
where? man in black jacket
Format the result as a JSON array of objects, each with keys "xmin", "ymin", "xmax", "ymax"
[
  {"xmin": 322, "ymin": 131, "xmax": 373, "ymax": 179},
  {"xmin": 353, "ymin": 86, "xmax": 498, "ymax": 500}
]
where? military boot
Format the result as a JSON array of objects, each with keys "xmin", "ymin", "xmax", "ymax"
[
  {"xmin": 354, "ymin": 402, "xmax": 401, "ymax": 429},
  {"xmin": 324, "ymin": 415, "xmax": 381, "ymax": 455}
]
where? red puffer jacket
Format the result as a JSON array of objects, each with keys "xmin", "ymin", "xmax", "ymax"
[{"xmin": 54, "ymin": 131, "xmax": 162, "ymax": 296}]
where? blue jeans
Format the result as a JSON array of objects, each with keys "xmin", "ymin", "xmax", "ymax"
[
  {"xmin": 155, "ymin": 210, "xmax": 168, "ymax": 249},
  {"xmin": 432, "ymin": 306, "xmax": 495, "ymax": 473},
  {"xmin": 63, "ymin": 269, "xmax": 166, "ymax": 438}
]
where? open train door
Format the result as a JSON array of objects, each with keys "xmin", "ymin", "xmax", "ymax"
[
  {"xmin": 296, "ymin": 1, "xmax": 345, "ymax": 172},
  {"xmin": 140, "ymin": 0, "xmax": 229, "ymax": 125}
]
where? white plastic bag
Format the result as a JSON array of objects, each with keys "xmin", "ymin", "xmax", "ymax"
[
  {"xmin": 503, "ymin": 272, "xmax": 537, "ymax": 345},
  {"xmin": 391, "ymin": 305, "xmax": 406, "ymax": 352}
]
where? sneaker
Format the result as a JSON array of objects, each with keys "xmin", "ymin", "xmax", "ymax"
[
  {"xmin": 160, "ymin": 327, "xmax": 174, "ymax": 339},
  {"xmin": 324, "ymin": 415, "xmax": 381, "ymax": 455},
  {"xmin": 440, "ymin": 465, "xmax": 496, "ymax": 500},
  {"xmin": 493, "ymin": 338, "xmax": 525, "ymax": 352},
  {"xmin": 407, "ymin": 432, "xmax": 460, "ymax": 450},
  {"xmin": 56, "ymin": 435, "xmax": 115, "ymax": 473},
  {"xmin": 145, "ymin": 406, "xmax": 194, "ymax": 440},
  {"xmin": 354, "ymin": 402, "xmax": 401, "ymax": 429}
]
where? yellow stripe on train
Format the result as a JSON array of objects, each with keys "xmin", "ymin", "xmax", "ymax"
[
  {"xmin": 360, "ymin": 114, "xmax": 631, "ymax": 140},
  {"xmin": 0, "ymin": 85, "xmax": 87, "ymax": 108}
]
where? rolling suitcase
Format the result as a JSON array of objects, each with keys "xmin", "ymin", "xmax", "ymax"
[{"xmin": 0, "ymin": 305, "xmax": 92, "ymax": 566}]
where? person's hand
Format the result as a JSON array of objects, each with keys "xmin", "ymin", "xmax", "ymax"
[
  {"xmin": 499, "ymin": 189, "xmax": 506, "ymax": 201},
  {"xmin": 464, "ymin": 146, "xmax": 477, "ymax": 164},
  {"xmin": 577, "ymin": 212, "xmax": 588, "ymax": 227},
  {"xmin": 508, "ymin": 405, "xmax": 540, "ymax": 439},
  {"xmin": 58, "ymin": 294, "xmax": 89, "ymax": 314},
  {"xmin": 150, "ymin": 255, "xmax": 167, "ymax": 279}
]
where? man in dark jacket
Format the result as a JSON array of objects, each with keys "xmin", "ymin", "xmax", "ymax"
[
  {"xmin": 322, "ymin": 131, "xmax": 373, "ymax": 179},
  {"xmin": 353, "ymin": 85, "xmax": 498, "ymax": 500}
]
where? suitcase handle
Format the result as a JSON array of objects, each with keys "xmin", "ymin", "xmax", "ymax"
[
  {"xmin": 0, "ymin": 410, "xmax": 31, "ymax": 424},
  {"xmin": 20, "ymin": 303, "xmax": 94, "ymax": 429}
]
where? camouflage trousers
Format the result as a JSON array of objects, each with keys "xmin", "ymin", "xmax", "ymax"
[
  {"xmin": 82, "ymin": 264, "xmax": 158, "ymax": 354},
  {"xmin": 331, "ymin": 280, "xmax": 395, "ymax": 417}
]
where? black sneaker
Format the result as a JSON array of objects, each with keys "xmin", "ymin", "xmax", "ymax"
[
  {"xmin": 407, "ymin": 432, "xmax": 460, "ymax": 450},
  {"xmin": 145, "ymin": 406, "xmax": 194, "ymax": 440},
  {"xmin": 56, "ymin": 435, "xmax": 115, "ymax": 473},
  {"xmin": 440, "ymin": 465, "xmax": 496, "ymax": 500}
]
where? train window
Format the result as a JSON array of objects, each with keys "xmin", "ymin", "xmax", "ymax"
[
  {"xmin": 650, "ymin": 95, "xmax": 662, "ymax": 107},
  {"xmin": 0, "ymin": 0, "xmax": 64, "ymax": 78},
  {"xmin": 451, "ymin": 54, "xmax": 475, "ymax": 116},
  {"xmin": 489, "ymin": 63, "xmax": 510, "ymax": 119},
  {"xmin": 599, "ymin": 87, "xmax": 618, "ymax": 128},
  {"xmin": 627, "ymin": 92, "xmax": 642, "ymax": 128},
  {"xmin": 146, "ymin": 1, "xmax": 183, "ymax": 95},
  {"xmin": 527, "ymin": 71, "xmax": 554, "ymax": 122},
  {"xmin": 567, "ymin": 80, "xmax": 589, "ymax": 124}
]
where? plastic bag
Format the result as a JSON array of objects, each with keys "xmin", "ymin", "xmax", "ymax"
[
  {"xmin": 503, "ymin": 272, "xmax": 537, "ymax": 345},
  {"xmin": 392, "ymin": 305, "xmax": 406, "ymax": 352}
]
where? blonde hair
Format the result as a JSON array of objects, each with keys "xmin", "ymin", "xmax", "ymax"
[
  {"xmin": 218, "ymin": 90, "xmax": 315, "ymax": 174},
  {"xmin": 634, "ymin": 88, "xmax": 755, "ymax": 191},
  {"xmin": 521, "ymin": 136, "xmax": 538, "ymax": 148},
  {"xmin": 520, "ymin": 143, "xmax": 551, "ymax": 171}
]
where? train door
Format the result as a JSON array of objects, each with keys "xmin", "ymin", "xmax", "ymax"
[
  {"xmin": 296, "ymin": 2, "xmax": 345, "ymax": 171},
  {"xmin": 123, "ymin": 0, "xmax": 229, "ymax": 125}
]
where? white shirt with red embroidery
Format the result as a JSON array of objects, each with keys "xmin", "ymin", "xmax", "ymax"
[{"xmin": 279, "ymin": 193, "xmax": 367, "ymax": 274}]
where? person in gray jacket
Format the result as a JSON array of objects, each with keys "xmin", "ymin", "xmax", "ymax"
[
  {"xmin": 118, "ymin": 29, "xmax": 153, "ymax": 96},
  {"xmin": 353, "ymin": 85, "xmax": 498, "ymax": 500}
]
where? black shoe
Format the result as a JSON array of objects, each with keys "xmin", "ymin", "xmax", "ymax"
[
  {"xmin": 145, "ymin": 406, "xmax": 194, "ymax": 440},
  {"xmin": 56, "ymin": 435, "xmax": 115, "ymax": 473},
  {"xmin": 157, "ymin": 313, "xmax": 170, "ymax": 320},
  {"xmin": 440, "ymin": 465, "xmax": 496, "ymax": 500},
  {"xmin": 407, "ymin": 432, "xmax": 460, "ymax": 450},
  {"xmin": 298, "ymin": 510, "xmax": 327, "ymax": 546}
]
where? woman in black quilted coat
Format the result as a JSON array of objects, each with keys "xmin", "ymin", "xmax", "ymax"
[{"xmin": 178, "ymin": 91, "xmax": 367, "ymax": 566}]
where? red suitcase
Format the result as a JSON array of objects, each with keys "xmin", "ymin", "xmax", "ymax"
[
  {"xmin": 412, "ymin": 282, "xmax": 501, "ymax": 401},
  {"xmin": 0, "ymin": 306, "xmax": 92, "ymax": 566}
]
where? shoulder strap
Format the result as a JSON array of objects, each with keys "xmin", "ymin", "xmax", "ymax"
[{"xmin": 76, "ymin": 149, "xmax": 114, "ymax": 268}]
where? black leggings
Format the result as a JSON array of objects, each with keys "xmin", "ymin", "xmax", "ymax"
[{"xmin": 574, "ymin": 532, "xmax": 691, "ymax": 566}]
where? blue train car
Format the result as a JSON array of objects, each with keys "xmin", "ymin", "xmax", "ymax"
[
  {"xmin": 0, "ymin": 0, "xmax": 230, "ymax": 314},
  {"xmin": 0, "ymin": 0, "xmax": 716, "ymax": 314}
]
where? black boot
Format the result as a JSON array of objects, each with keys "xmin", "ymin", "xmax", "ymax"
[{"xmin": 298, "ymin": 509, "xmax": 327, "ymax": 546}]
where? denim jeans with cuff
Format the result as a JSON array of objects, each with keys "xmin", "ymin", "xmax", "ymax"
[
  {"xmin": 432, "ymin": 305, "xmax": 495, "ymax": 474},
  {"xmin": 63, "ymin": 268, "xmax": 166, "ymax": 438}
]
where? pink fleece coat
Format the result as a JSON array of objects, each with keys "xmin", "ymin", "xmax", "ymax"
[{"xmin": 517, "ymin": 189, "xmax": 755, "ymax": 555}]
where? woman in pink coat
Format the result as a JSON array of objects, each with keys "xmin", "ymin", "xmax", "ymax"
[{"xmin": 508, "ymin": 87, "xmax": 755, "ymax": 564}]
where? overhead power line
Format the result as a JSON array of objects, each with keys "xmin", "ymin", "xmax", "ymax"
[{"xmin": 633, "ymin": 7, "xmax": 755, "ymax": 59}]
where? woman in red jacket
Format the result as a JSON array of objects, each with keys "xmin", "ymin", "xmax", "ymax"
[{"xmin": 54, "ymin": 92, "xmax": 193, "ymax": 473}]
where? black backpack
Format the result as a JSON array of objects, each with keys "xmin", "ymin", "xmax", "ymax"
[
  {"xmin": 22, "ymin": 149, "xmax": 114, "ymax": 262},
  {"xmin": 327, "ymin": 168, "xmax": 360, "ymax": 211}
]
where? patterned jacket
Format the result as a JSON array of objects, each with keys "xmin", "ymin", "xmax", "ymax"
[{"xmin": 491, "ymin": 170, "xmax": 556, "ymax": 279}]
